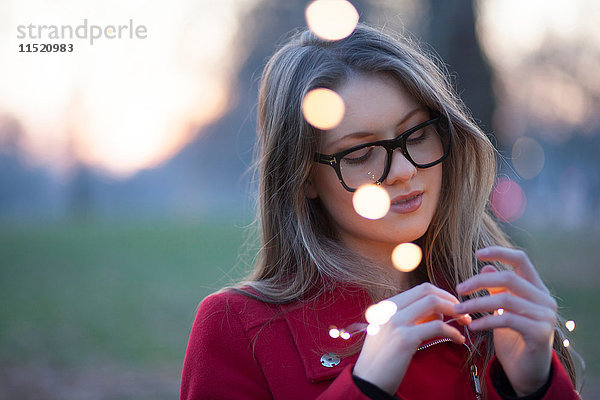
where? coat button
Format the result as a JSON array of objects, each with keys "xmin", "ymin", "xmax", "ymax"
[{"xmin": 320, "ymin": 353, "xmax": 341, "ymax": 368}]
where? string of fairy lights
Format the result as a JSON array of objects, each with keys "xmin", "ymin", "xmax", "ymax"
[{"xmin": 301, "ymin": 0, "xmax": 584, "ymax": 392}]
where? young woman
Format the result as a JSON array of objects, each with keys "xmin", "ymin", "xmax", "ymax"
[{"xmin": 181, "ymin": 24, "xmax": 579, "ymax": 400}]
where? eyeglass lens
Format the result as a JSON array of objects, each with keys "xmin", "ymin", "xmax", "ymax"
[{"xmin": 338, "ymin": 123, "xmax": 444, "ymax": 190}]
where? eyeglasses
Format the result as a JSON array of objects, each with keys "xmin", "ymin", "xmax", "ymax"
[{"xmin": 314, "ymin": 116, "xmax": 451, "ymax": 192}]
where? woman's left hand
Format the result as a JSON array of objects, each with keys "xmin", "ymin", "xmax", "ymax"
[{"xmin": 454, "ymin": 246, "xmax": 557, "ymax": 397}]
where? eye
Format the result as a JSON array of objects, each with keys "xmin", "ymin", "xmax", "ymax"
[
  {"xmin": 406, "ymin": 126, "xmax": 433, "ymax": 145},
  {"xmin": 342, "ymin": 146, "xmax": 375, "ymax": 164}
]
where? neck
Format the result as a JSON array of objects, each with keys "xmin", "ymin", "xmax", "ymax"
[{"xmin": 338, "ymin": 234, "xmax": 421, "ymax": 293}]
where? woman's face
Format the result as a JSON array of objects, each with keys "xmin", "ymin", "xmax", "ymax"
[{"xmin": 306, "ymin": 73, "xmax": 443, "ymax": 267}]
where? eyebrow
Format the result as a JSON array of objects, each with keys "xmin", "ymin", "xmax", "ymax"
[{"xmin": 330, "ymin": 107, "xmax": 426, "ymax": 147}]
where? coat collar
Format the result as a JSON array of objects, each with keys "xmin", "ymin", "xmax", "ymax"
[
  {"xmin": 279, "ymin": 285, "xmax": 468, "ymax": 383},
  {"xmin": 280, "ymin": 286, "xmax": 371, "ymax": 382}
]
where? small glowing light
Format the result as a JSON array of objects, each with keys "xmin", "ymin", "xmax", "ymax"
[
  {"xmin": 352, "ymin": 184, "xmax": 390, "ymax": 219},
  {"xmin": 364, "ymin": 305, "xmax": 383, "ymax": 325},
  {"xmin": 563, "ymin": 339, "xmax": 570, "ymax": 348},
  {"xmin": 340, "ymin": 330, "xmax": 351, "ymax": 340},
  {"xmin": 329, "ymin": 328, "xmax": 340, "ymax": 338},
  {"xmin": 391, "ymin": 243, "xmax": 422, "ymax": 272},
  {"xmin": 497, "ymin": 308, "xmax": 504, "ymax": 316},
  {"xmin": 378, "ymin": 300, "xmax": 398, "ymax": 318},
  {"xmin": 565, "ymin": 320, "xmax": 575, "ymax": 332},
  {"xmin": 417, "ymin": 314, "xmax": 441, "ymax": 324},
  {"xmin": 490, "ymin": 177, "xmax": 527, "ymax": 222},
  {"xmin": 302, "ymin": 88, "xmax": 345, "ymax": 130},
  {"xmin": 365, "ymin": 300, "xmax": 397, "ymax": 325},
  {"xmin": 305, "ymin": 0, "xmax": 359, "ymax": 41},
  {"xmin": 366, "ymin": 324, "xmax": 380, "ymax": 336},
  {"xmin": 512, "ymin": 137, "xmax": 545, "ymax": 179}
]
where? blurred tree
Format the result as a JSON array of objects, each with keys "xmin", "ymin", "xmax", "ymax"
[
  {"xmin": 424, "ymin": 0, "xmax": 496, "ymax": 137},
  {"xmin": 68, "ymin": 164, "xmax": 92, "ymax": 222},
  {"xmin": 0, "ymin": 117, "xmax": 64, "ymax": 220}
]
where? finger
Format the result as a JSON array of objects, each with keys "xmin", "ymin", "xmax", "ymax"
[
  {"xmin": 390, "ymin": 282, "xmax": 460, "ymax": 309},
  {"xmin": 467, "ymin": 312, "xmax": 554, "ymax": 344},
  {"xmin": 455, "ymin": 292, "xmax": 555, "ymax": 323},
  {"xmin": 415, "ymin": 312, "xmax": 473, "ymax": 326},
  {"xmin": 417, "ymin": 313, "xmax": 443, "ymax": 324},
  {"xmin": 410, "ymin": 320, "xmax": 465, "ymax": 345},
  {"xmin": 456, "ymin": 270, "xmax": 555, "ymax": 310},
  {"xmin": 444, "ymin": 314, "xmax": 473, "ymax": 326},
  {"xmin": 479, "ymin": 265, "xmax": 504, "ymax": 294},
  {"xmin": 475, "ymin": 247, "xmax": 545, "ymax": 289},
  {"xmin": 394, "ymin": 295, "xmax": 469, "ymax": 326}
]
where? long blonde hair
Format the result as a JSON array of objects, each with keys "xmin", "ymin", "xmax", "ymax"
[{"xmin": 239, "ymin": 23, "xmax": 576, "ymax": 387}]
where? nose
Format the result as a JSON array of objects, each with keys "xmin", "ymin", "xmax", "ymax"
[{"xmin": 384, "ymin": 149, "xmax": 417, "ymax": 185}]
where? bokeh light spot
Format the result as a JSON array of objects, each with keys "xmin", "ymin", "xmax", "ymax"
[
  {"xmin": 497, "ymin": 308, "xmax": 504, "ymax": 316},
  {"xmin": 566, "ymin": 320, "xmax": 575, "ymax": 332},
  {"xmin": 490, "ymin": 177, "xmax": 527, "ymax": 222},
  {"xmin": 391, "ymin": 242, "xmax": 422, "ymax": 272},
  {"xmin": 305, "ymin": 0, "xmax": 359, "ymax": 41},
  {"xmin": 378, "ymin": 300, "xmax": 398, "ymax": 317},
  {"xmin": 563, "ymin": 339, "xmax": 570, "ymax": 348},
  {"xmin": 302, "ymin": 88, "xmax": 345, "ymax": 130},
  {"xmin": 365, "ymin": 300, "xmax": 397, "ymax": 325},
  {"xmin": 512, "ymin": 137, "xmax": 545, "ymax": 179},
  {"xmin": 329, "ymin": 327, "xmax": 340, "ymax": 338},
  {"xmin": 366, "ymin": 324, "xmax": 380, "ymax": 336},
  {"xmin": 352, "ymin": 184, "xmax": 390, "ymax": 219},
  {"xmin": 340, "ymin": 330, "xmax": 351, "ymax": 340}
]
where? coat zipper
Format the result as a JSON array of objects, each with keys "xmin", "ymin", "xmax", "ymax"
[
  {"xmin": 470, "ymin": 364, "xmax": 482, "ymax": 400},
  {"xmin": 416, "ymin": 337, "xmax": 452, "ymax": 351},
  {"xmin": 416, "ymin": 338, "xmax": 482, "ymax": 400}
]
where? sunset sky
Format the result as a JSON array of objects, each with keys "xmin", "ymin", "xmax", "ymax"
[{"xmin": 0, "ymin": 0, "xmax": 597, "ymax": 178}]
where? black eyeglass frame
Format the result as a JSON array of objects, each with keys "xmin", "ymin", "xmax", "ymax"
[{"xmin": 313, "ymin": 115, "xmax": 451, "ymax": 192}]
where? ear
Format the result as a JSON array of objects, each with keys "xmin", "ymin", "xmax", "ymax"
[{"xmin": 304, "ymin": 178, "xmax": 319, "ymax": 199}]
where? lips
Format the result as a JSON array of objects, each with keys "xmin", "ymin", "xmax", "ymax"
[
  {"xmin": 389, "ymin": 191, "xmax": 424, "ymax": 214},
  {"xmin": 391, "ymin": 191, "xmax": 423, "ymax": 204}
]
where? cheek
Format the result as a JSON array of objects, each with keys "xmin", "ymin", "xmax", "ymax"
[
  {"xmin": 316, "ymin": 178, "xmax": 352, "ymax": 211},
  {"xmin": 311, "ymin": 167, "xmax": 356, "ymax": 219}
]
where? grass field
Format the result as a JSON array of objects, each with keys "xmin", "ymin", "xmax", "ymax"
[{"xmin": 0, "ymin": 220, "xmax": 598, "ymax": 399}]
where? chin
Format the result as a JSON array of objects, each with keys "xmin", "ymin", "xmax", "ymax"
[{"xmin": 389, "ymin": 220, "xmax": 430, "ymax": 244}]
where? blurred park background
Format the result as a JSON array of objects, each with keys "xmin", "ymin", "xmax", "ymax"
[{"xmin": 1, "ymin": 0, "xmax": 599, "ymax": 398}]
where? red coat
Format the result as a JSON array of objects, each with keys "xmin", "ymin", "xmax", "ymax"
[{"xmin": 181, "ymin": 286, "xmax": 578, "ymax": 399}]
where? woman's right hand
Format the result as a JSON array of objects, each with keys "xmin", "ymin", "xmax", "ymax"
[{"xmin": 352, "ymin": 282, "xmax": 471, "ymax": 395}]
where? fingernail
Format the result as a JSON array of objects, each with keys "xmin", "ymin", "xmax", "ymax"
[{"xmin": 454, "ymin": 303, "xmax": 465, "ymax": 312}]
